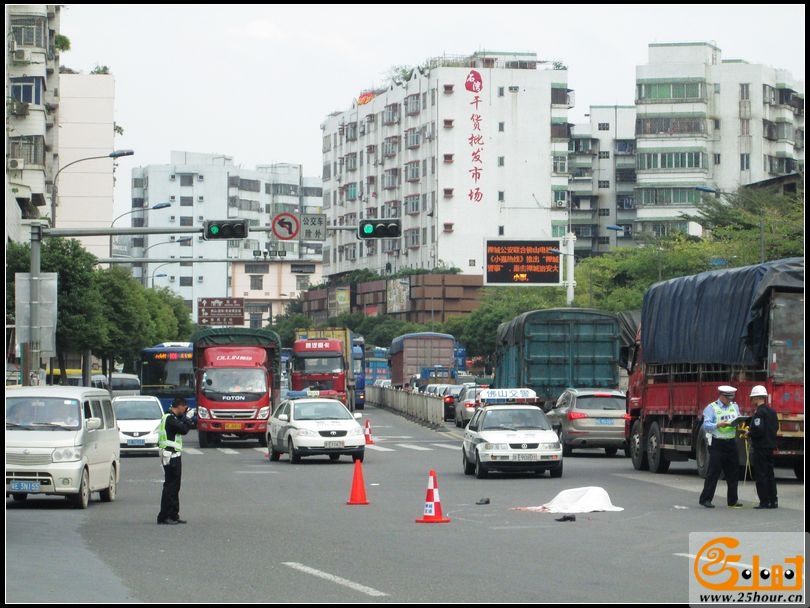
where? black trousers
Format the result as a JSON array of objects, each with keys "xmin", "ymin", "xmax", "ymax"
[
  {"xmin": 699, "ymin": 439, "xmax": 739, "ymax": 506},
  {"xmin": 158, "ymin": 456, "xmax": 182, "ymax": 521},
  {"xmin": 752, "ymin": 446, "xmax": 777, "ymax": 506}
]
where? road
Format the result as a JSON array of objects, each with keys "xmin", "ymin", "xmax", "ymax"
[{"xmin": 6, "ymin": 405, "xmax": 804, "ymax": 603}]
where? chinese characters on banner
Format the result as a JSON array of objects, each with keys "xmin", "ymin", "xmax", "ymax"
[
  {"xmin": 484, "ymin": 240, "xmax": 562, "ymax": 286},
  {"xmin": 465, "ymin": 70, "xmax": 484, "ymax": 204}
]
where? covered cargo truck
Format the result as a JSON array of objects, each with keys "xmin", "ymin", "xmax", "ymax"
[
  {"xmin": 191, "ymin": 327, "xmax": 282, "ymax": 448},
  {"xmin": 626, "ymin": 258, "xmax": 804, "ymax": 479},
  {"xmin": 493, "ymin": 308, "xmax": 622, "ymax": 409},
  {"xmin": 293, "ymin": 328, "xmax": 358, "ymax": 410},
  {"xmin": 389, "ymin": 332, "xmax": 457, "ymax": 390}
]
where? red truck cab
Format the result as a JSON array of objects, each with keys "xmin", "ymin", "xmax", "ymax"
[{"xmin": 290, "ymin": 339, "xmax": 348, "ymax": 405}]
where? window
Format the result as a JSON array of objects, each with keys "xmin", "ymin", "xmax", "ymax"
[
  {"xmin": 179, "ymin": 216, "xmax": 193, "ymax": 226},
  {"xmin": 10, "ymin": 77, "xmax": 43, "ymax": 104},
  {"xmin": 498, "ymin": 122, "xmax": 505, "ymax": 132},
  {"xmin": 497, "ymin": 156, "xmax": 505, "ymax": 167},
  {"xmin": 497, "ymin": 87, "xmax": 504, "ymax": 97},
  {"xmin": 180, "ymin": 174, "xmax": 194, "ymax": 187},
  {"xmin": 714, "ymin": 83, "xmax": 721, "ymax": 94},
  {"xmin": 598, "ymin": 151, "xmax": 610, "ymax": 159},
  {"xmin": 443, "ymin": 188, "xmax": 454, "ymax": 198},
  {"xmin": 443, "ymin": 154, "xmax": 454, "ymax": 164},
  {"xmin": 179, "ymin": 277, "xmax": 193, "ymax": 287},
  {"xmin": 552, "ymin": 155, "xmax": 567, "ymax": 173},
  {"xmin": 714, "ymin": 119, "xmax": 720, "ymax": 130},
  {"xmin": 497, "ymin": 191, "xmax": 505, "ymax": 202},
  {"xmin": 740, "ymin": 83, "xmax": 750, "ymax": 101},
  {"xmin": 250, "ymin": 275, "xmax": 263, "ymax": 290},
  {"xmin": 443, "ymin": 119, "xmax": 454, "ymax": 129},
  {"xmin": 740, "ymin": 153, "xmax": 750, "ymax": 171},
  {"xmin": 598, "ymin": 123, "xmax": 610, "ymax": 131},
  {"xmin": 740, "ymin": 118, "xmax": 750, "ymax": 136},
  {"xmin": 180, "ymin": 196, "xmax": 193, "ymax": 207},
  {"xmin": 598, "ymin": 180, "xmax": 610, "ymax": 188},
  {"xmin": 714, "ymin": 154, "xmax": 721, "ymax": 165}
]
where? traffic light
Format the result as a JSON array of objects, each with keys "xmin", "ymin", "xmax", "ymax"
[
  {"xmin": 357, "ymin": 219, "xmax": 401, "ymax": 239},
  {"xmin": 202, "ymin": 219, "xmax": 249, "ymax": 240}
]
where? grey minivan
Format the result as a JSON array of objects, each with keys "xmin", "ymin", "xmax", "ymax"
[{"xmin": 6, "ymin": 386, "xmax": 121, "ymax": 508}]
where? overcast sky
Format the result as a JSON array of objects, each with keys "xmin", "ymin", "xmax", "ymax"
[{"xmin": 57, "ymin": 4, "xmax": 805, "ymax": 214}]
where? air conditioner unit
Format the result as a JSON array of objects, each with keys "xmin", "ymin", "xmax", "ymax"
[
  {"xmin": 13, "ymin": 48, "xmax": 31, "ymax": 63},
  {"xmin": 197, "ymin": 276, "xmax": 204, "ymax": 283},
  {"xmin": 198, "ymin": 215, "xmax": 204, "ymax": 222},
  {"xmin": 169, "ymin": 195, "xmax": 176, "ymax": 201},
  {"xmin": 7, "ymin": 158, "xmax": 25, "ymax": 170},
  {"xmin": 10, "ymin": 101, "xmax": 29, "ymax": 116},
  {"xmin": 197, "ymin": 196, "xmax": 204, "ymax": 202},
  {"xmin": 169, "ymin": 276, "xmax": 176, "ymax": 282},
  {"xmin": 555, "ymin": 200, "xmax": 566, "ymax": 207},
  {"xmin": 170, "ymin": 174, "xmax": 176, "ymax": 180}
]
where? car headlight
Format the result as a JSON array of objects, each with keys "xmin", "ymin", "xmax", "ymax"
[
  {"xmin": 348, "ymin": 427, "xmax": 364, "ymax": 437},
  {"xmin": 540, "ymin": 442, "xmax": 561, "ymax": 450},
  {"xmin": 482, "ymin": 442, "xmax": 509, "ymax": 451},
  {"xmin": 52, "ymin": 446, "xmax": 83, "ymax": 462},
  {"xmin": 197, "ymin": 407, "xmax": 210, "ymax": 419},
  {"xmin": 295, "ymin": 428, "xmax": 318, "ymax": 437},
  {"xmin": 257, "ymin": 406, "xmax": 271, "ymax": 419}
]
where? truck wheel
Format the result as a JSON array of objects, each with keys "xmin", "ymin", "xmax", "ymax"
[
  {"xmin": 630, "ymin": 420, "xmax": 649, "ymax": 471},
  {"xmin": 258, "ymin": 433, "xmax": 268, "ymax": 447},
  {"xmin": 605, "ymin": 447, "xmax": 618, "ymax": 457},
  {"xmin": 646, "ymin": 422, "xmax": 670, "ymax": 474},
  {"xmin": 793, "ymin": 460, "xmax": 804, "ymax": 481},
  {"xmin": 695, "ymin": 431, "xmax": 710, "ymax": 479},
  {"xmin": 198, "ymin": 430, "xmax": 209, "ymax": 448}
]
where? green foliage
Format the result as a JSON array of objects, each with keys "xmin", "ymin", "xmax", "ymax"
[
  {"xmin": 90, "ymin": 65, "xmax": 110, "ymax": 74},
  {"xmin": 54, "ymin": 34, "xmax": 71, "ymax": 52}
]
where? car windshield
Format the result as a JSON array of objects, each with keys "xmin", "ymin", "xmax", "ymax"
[
  {"xmin": 482, "ymin": 408, "xmax": 552, "ymax": 431},
  {"xmin": 6, "ymin": 397, "xmax": 82, "ymax": 430},
  {"xmin": 115, "ymin": 401, "xmax": 163, "ymax": 420},
  {"xmin": 576, "ymin": 396, "xmax": 625, "ymax": 411},
  {"xmin": 293, "ymin": 401, "xmax": 353, "ymax": 421}
]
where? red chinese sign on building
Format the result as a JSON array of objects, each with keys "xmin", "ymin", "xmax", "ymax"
[
  {"xmin": 465, "ymin": 69, "xmax": 484, "ymax": 204},
  {"xmin": 197, "ymin": 297, "xmax": 245, "ymax": 326}
]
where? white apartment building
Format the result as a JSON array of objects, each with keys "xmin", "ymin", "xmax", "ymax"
[
  {"xmin": 634, "ymin": 42, "xmax": 804, "ymax": 239},
  {"xmin": 321, "ymin": 51, "xmax": 572, "ymax": 277},
  {"xmin": 129, "ymin": 152, "xmax": 322, "ymax": 324},
  {"xmin": 6, "ymin": 4, "xmax": 61, "ymax": 242}
]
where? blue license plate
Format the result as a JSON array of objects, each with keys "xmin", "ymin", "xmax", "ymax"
[
  {"xmin": 597, "ymin": 418, "xmax": 614, "ymax": 425},
  {"xmin": 127, "ymin": 439, "xmax": 145, "ymax": 446},
  {"xmin": 10, "ymin": 480, "xmax": 40, "ymax": 492}
]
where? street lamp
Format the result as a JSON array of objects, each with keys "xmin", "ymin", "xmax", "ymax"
[
  {"xmin": 150, "ymin": 263, "xmax": 175, "ymax": 289},
  {"xmin": 695, "ymin": 186, "xmax": 764, "ymax": 263},
  {"xmin": 109, "ymin": 201, "xmax": 172, "ymax": 257},
  {"xmin": 51, "ymin": 149, "xmax": 135, "ymax": 227},
  {"xmin": 151, "ymin": 273, "xmax": 168, "ymax": 288}
]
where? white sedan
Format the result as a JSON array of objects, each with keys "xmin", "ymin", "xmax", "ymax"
[
  {"xmin": 462, "ymin": 400, "xmax": 563, "ymax": 478},
  {"xmin": 113, "ymin": 395, "xmax": 164, "ymax": 455},
  {"xmin": 266, "ymin": 396, "xmax": 365, "ymax": 463}
]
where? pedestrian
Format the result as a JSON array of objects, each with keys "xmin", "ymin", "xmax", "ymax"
[
  {"xmin": 157, "ymin": 396, "xmax": 192, "ymax": 525},
  {"xmin": 747, "ymin": 385, "xmax": 779, "ymax": 509},
  {"xmin": 699, "ymin": 385, "xmax": 744, "ymax": 509}
]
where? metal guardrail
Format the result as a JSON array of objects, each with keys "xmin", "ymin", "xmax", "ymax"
[{"xmin": 365, "ymin": 386, "xmax": 444, "ymax": 426}]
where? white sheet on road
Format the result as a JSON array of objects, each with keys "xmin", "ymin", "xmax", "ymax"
[{"xmin": 512, "ymin": 486, "xmax": 624, "ymax": 513}]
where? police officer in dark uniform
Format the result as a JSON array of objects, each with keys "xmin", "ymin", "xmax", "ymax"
[
  {"xmin": 748, "ymin": 385, "xmax": 779, "ymax": 509},
  {"xmin": 157, "ymin": 397, "xmax": 192, "ymax": 524}
]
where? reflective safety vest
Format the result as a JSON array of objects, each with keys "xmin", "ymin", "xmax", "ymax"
[
  {"xmin": 711, "ymin": 401, "xmax": 738, "ymax": 440},
  {"xmin": 158, "ymin": 413, "xmax": 184, "ymax": 452}
]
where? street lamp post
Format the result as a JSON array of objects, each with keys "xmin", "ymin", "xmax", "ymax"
[
  {"xmin": 51, "ymin": 149, "xmax": 134, "ymax": 227},
  {"xmin": 139, "ymin": 237, "xmax": 192, "ymax": 286},
  {"xmin": 109, "ymin": 201, "xmax": 172, "ymax": 257},
  {"xmin": 150, "ymin": 263, "xmax": 175, "ymax": 289},
  {"xmin": 151, "ymin": 273, "xmax": 168, "ymax": 288},
  {"xmin": 550, "ymin": 240, "xmax": 576, "ymax": 306}
]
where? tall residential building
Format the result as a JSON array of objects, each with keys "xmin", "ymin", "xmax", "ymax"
[
  {"xmin": 634, "ymin": 42, "xmax": 804, "ymax": 239},
  {"xmin": 6, "ymin": 4, "xmax": 62, "ymax": 242},
  {"xmin": 129, "ymin": 152, "xmax": 322, "ymax": 323},
  {"xmin": 320, "ymin": 51, "xmax": 572, "ymax": 278},
  {"xmin": 568, "ymin": 106, "xmax": 637, "ymax": 255},
  {"xmin": 58, "ymin": 73, "xmax": 118, "ymax": 259}
]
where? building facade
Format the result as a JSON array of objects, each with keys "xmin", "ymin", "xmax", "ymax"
[
  {"xmin": 320, "ymin": 51, "xmax": 572, "ymax": 278},
  {"xmin": 129, "ymin": 152, "xmax": 322, "ymax": 324}
]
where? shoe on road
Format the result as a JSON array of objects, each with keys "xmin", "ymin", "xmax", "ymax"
[
  {"xmin": 728, "ymin": 503, "xmax": 744, "ymax": 508},
  {"xmin": 157, "ymin": 519, "xmax": 180, "ymax": 525},
  {"xmin": 171, "ymin": 518, "xmax": 188, "ymax": 524},
  {"xmin": 699, "ymin": 500, "xmax": 715, "ymax": 508}
]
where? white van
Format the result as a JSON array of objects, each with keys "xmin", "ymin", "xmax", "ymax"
[
  {"xmin": 5, "ymin": 386, "xmax": 121, "ymax": 509},
  {"xmin": 110, "ymin": 373, "xmax": 141, "ymax": 397}
]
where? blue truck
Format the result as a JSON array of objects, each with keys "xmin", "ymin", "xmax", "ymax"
[{"xmin": 493, "ymin": 308, "xmax": 622, "ymax": 410}]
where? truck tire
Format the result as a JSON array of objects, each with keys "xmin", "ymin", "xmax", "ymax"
[
  {"xmin": 198, "ymin": 430, "xmax": 209, "ymax": 448},
  {"xmin": 258, "ymin": 433, "xmax": 268, "ymax": 447},
  {"xmin": 630, "ymin": 420, "xmax": 649, "ymax": 471},
  {"xmin": 794, "ymin": 460, "xmax": 804, "ymax": 481},
  {"xmin": 695, "ymin": 431, "xmax": 710, "ymax": 479},
  {"xmin": 647, "ymin": 422, "xmax": 670, "ymax": 473}
]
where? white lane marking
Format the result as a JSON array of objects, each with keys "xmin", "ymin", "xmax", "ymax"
[
  {"xmin": 396, "ymin": 443, "xmax": 432, "ymax": 451},
  {"xmin": 217, "ymin": 448, "xmax": 240, "ymax": 455},
  {"xmin": 431, "ymin": 443, "xmax": 460, "ymax": 450},
  {"xmin": 183, "ymin": 448, "xmax": 203, "ymax": 455},
  {"xmin": 282, "ymin": 562, "xmax": 388, "ymax": 597},
  {"xmin": 365, "ymin": 444, "xmax": 395, "ymax": 452}
]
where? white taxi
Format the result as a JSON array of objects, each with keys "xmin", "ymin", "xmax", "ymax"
[
  {"xmin": 266, "ymin": 391, "xmax": 365, "ymax": 463},
  {"xmin": 461, "ymin": 388, "xmax": 563, "ymax": 478}
]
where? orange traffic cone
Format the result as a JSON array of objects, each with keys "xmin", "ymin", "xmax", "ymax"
[
  {"xmin": 415, "ymin": 469, "xmax": 450, "ymax": 523},
  {"xmin": 346, "ymin": 458, "xmax": 369, "ymax": 505},
  {"xmin": 364, "ymin": 419, "xmax": 375, "ymax": 445}
]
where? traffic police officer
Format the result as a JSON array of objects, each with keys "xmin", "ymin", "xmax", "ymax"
[
  {"xmin": 157, "ymin": 397, "xmax": 191, "ymax": 524},
  {"xmin": 699, "ymin": 385, "xmax": 743, "ymax": 508},
  {"xmin": 748, "ymin": 385, "xmax": 779, "ymax": 509}
]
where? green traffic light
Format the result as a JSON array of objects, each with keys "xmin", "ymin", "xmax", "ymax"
[
  {"xmin": 209, "ymin": 225, "xmax": 220, "ymax": 235},
  {"xmin": 362, "ymin": 223, "xmax": 374, "ymax": 235}
]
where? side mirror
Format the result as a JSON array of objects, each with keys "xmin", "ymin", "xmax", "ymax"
[{"xmin": 86, "ymin": 417, "xmax": 103, "ymax": 430}]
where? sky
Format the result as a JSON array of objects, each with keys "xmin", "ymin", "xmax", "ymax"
[{"xmin": 57, "ymin": 4, "xmax": 805, "ymax": 215}]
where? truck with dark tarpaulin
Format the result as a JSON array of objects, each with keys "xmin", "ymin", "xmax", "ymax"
[{"xmin": 626, "ymin": 258, "xmax": 804, "ymax": 479}]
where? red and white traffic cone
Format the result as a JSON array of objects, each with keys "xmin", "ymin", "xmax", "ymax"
[
  {"xmin": 415, "ymin": 469, "xmax": 450, "ymax": 523},
  {"xmin": 364, "ymin": 419, "xmax": 374, "ymax": 445}
]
